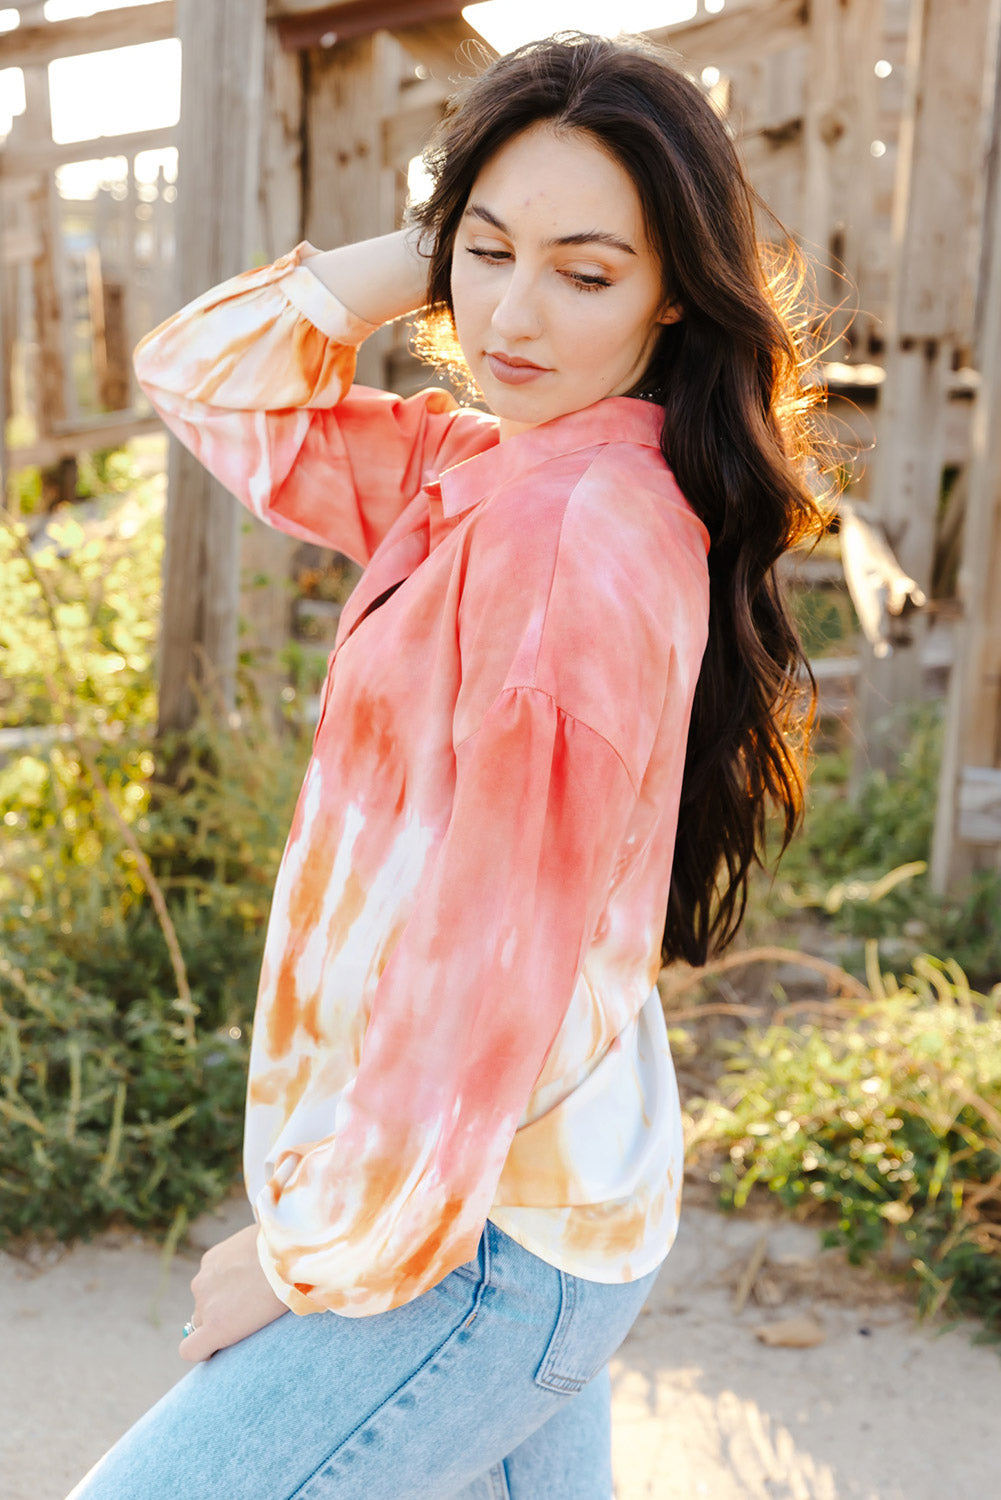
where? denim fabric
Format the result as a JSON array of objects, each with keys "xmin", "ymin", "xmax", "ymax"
[{"xmin": 66, "ymin": 1220, "xmax": 660, "ymax": 1500}]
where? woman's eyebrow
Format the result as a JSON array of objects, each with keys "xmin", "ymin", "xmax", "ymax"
[{"xmin": 464, "ymin": 202, "xmax": 637, "ymax": 256}]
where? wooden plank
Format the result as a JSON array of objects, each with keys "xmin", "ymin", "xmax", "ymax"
[
  {"xmin": 894, "ymin": 0, "xmax": 990, "ymax": 341},
  {"xmin": 257, "ymin": 20, "xmax": 304, "ymax": 259},
  {"xmin": 0, "ymin": 126, "xmax": 175, "ymax": 177},
  {"xmin": 381, "ymin": 94, "xmax": 445, "ymax": 167},
  {"xmin": 931, "ymin": 8, "xmax": 1001, "ymax": 882},
  {"xmin": 0, "ymin": 2, "xmax": 175, "ymax": 67},
  {"xmin": 157, "ymin": 0, "xmax": 268, "ymax": 734},
  {"xmin": 389, "ymin": 16, "xmax": 491, "ymax": 82},
  {"xmin": 801, "ymin": 0, "xmax": 880, "ymax": 351},
  {"xmin": 856, "ymin": 0, "xmax": 995, "ymax": 775},
  {"xmin": 8, "ymin": 416, "xmax": 164, "ymax": 470},
  {"xmin": 303, "ymin": 31, "xmax": 397, "ymax": 388},
  {"xmin": 647, "ymin": 0, "xmax": 809, "ymax": 74},
  {"xmin": 1, "ymin": 224, "xmax": 42, "ymax": 262},
  {"xmin": 957, "ymin": 768, "xmax": 1001, "ymax": 844}
]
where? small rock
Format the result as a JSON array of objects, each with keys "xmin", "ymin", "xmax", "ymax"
[{"xmin": 754, "ymin": 1315, "xmax": 826, "ymax": 1347}]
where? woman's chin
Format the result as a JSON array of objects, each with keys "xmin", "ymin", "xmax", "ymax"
[{"xmin": 483, "ymin": 385, "xmax": 583, "ymax": 432}]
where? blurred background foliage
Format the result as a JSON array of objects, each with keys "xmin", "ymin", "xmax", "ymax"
[
  {"xmin": 1, "ymin": 454, "xmax": 309, "ymax": 1246},
  {"xmin": 0, "ymin": 452, "xmax": 998, "ymax": 1338}
]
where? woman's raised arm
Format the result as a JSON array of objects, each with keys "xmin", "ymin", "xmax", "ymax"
[
  {"xmin": 300, "ymin": 225, "xmax": 427, "ymax": 326},
  {"xmin": 132, "ymin": 231, "xmax": 495, "ymax": 565}
]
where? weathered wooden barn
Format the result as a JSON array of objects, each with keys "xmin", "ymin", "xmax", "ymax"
[{"xmin": 1, "ymin": 0, "xmax": 999, "ymax": 886}]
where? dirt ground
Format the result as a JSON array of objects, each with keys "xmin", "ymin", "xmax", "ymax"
[{"xmin": 2, "ymin": 1189, "xmax": 997, "ymax": 1500}]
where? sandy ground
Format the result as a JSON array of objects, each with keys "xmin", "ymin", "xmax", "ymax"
[{"xmin": 1, "ymin": 1191, "xmax": 997, "ymax": 1500}]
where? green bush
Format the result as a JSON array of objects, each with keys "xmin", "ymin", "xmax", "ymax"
[
  {"xmin": 761, "ymin": 705, "xmax": 1001, "ymax": 989},
  {"xmin": 0, "ymin": 703, "xmax": 309, "ymax": 1245},
  {"xmin": 0, "ymin": 953, "xmax": 248, "ymax": 1242},
  {"xmin": 686, "ymin": 948, "xmax": 1001, "ymax": 1337},
  {"xmin": 0, "ymin": 500, "xmax": 309, "ymax": 1245},
  {"xmin": 0, "ymin": 503, "xmax": 159, "ymax": 731}
]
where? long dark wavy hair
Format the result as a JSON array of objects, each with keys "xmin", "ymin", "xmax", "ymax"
[{"xmin": 411, "ymin": 32, "xmax": 834, "ymax": 968}]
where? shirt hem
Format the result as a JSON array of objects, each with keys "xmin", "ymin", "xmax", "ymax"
[{"xmin": 487, "ymin": 1207, "xmax": 677, "ymax": 1285}]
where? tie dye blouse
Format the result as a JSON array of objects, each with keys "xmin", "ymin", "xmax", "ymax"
[{"xmin": 133, "ymin": 240, "xmax": 711, "ymax": 1318}]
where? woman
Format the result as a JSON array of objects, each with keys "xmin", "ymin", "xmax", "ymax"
[{"xmin": 70, "ymin": 31, "xmax": 827, "ymax": 1500}]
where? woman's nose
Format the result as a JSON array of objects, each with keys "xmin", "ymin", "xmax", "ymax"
[{"xmin": 490, "ymin": 268, "xmax": 544, "ymax": 343}]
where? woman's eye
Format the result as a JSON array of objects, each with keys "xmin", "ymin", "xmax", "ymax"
[
  {"xmin": 466, "ymin": 247, "xmax": 510, "ymax": 263},
  {"xmin": 565, "ymin": 271, "xmax": 612, "ymax": 292}
]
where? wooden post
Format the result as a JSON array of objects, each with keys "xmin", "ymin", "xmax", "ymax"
[
  {"xmin": 157, "ymin": 0, "xmax": 268, "ymax": 734},
  {"xmin": 855, "ymin": 0, "xmax": 993, "ymax": 775},
  {"xmin": 238, "ymin": 20, "xmax": 304, "ymax": 715},
  {"xmin": 931, "ymin": 4, "xmax": 1001, "ymax": 888}
]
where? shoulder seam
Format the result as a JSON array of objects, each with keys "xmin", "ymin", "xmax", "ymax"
[{"xmin": 454, "ymin": 683, "xmax": 640, "ymax": 796}]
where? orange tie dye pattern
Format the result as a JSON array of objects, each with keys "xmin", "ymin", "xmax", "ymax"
[{"xmin": 133, "ymin": 241, "xmax": 710, "ymax": 1317}]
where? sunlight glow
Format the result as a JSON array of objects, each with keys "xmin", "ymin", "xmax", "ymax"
[
  {"xmin": 0, "ymin": 9, "xmax": 19, "ymax": 34},
  {"xmin": 0, "ymin": 65, "xmax": 24, "ymax": 136},
  {"xmin": 462, "ymin": 0, "xmax": 696, "ymax": 55},
  {"xmin": 48, "ymin": 38, "xmax": 180, "ymax": 144}
]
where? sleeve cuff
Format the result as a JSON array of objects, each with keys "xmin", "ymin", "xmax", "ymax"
[
  {"xmin": 256, "ymin": 1225, "xmax": 320, "ymax": 1316},
  {"xmin": 279, "ymin": 240, "xmax": 383, "ymax": 346}
]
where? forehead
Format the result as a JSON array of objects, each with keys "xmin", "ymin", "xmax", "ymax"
[{"xmin": 467, "ymin": 122, "xmax": 647, "ymax": 238}]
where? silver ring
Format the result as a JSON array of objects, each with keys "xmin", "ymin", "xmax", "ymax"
[{"xmin": 182, "ymin": 1319, "xmax": 198, "ymax": 1338}]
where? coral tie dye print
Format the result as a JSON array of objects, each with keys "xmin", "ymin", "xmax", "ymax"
[{"xmin": 133, "ymin": 241, "xmax": 710, "ymax": 1317}]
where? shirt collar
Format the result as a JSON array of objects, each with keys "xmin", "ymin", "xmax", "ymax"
[{"xmin": 433, "ymin": 396, "xmax": 665, "ymax": 519}]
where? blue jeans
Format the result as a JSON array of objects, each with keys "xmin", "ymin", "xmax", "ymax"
[{"xmin": 67, "ymin": 1219, "xmax": 661, "ymax": 1499}]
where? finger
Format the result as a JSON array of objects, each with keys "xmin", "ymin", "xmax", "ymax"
[{"xmin": 178, "ymin": 1323, "xmax": 216, "ymax": 1364}]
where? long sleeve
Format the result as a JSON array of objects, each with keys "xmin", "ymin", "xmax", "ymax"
[
  {"xmin": 252, "ymin": 685, "xmax": 638, "ymax": 1316},
  {"xmin": 132, "ymin": 241, "xmax": 496, "ymax": 564}
]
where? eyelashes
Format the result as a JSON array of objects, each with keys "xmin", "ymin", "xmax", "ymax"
[{"xmin": 463, "ymin": 247, "xmax": 612, "ymax": 293}]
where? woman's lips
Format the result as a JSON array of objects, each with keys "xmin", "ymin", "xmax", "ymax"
[{"xmin": 485, "ymin": 352, "xmax": 551, "ymax": 385}]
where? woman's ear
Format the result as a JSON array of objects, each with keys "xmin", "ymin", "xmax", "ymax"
[{"xmin": 658, "ymin": 300, "xmax": 684, "ymax": 326}]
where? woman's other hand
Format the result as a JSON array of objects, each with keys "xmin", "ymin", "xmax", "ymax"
[{"xmin": 180, "ymin": 1223, "xmax": 289, "ymax": 1363}]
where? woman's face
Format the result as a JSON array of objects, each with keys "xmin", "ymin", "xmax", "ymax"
[{"xmin": 450, "ymin": 121, "xmax": 680, "ymax": 438}]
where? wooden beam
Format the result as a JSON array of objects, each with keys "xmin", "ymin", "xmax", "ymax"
[
  {"xmin": 268, "ymin": 0, "xmax": 390, "ymax": 11},
  {"xmin": 0, "ymin": 2, "xmax": 175, "ymax": 67},
  {"xmin": 275, "ymin": 0, "xmax": 464, "ymax": 52},
  {"xmin": 268, "ymin": 0, "xmax": 387, "ymax": 11},
  {"xmin": 0, "ymin": 126, "xmax": 176, "ymax": 178}
]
